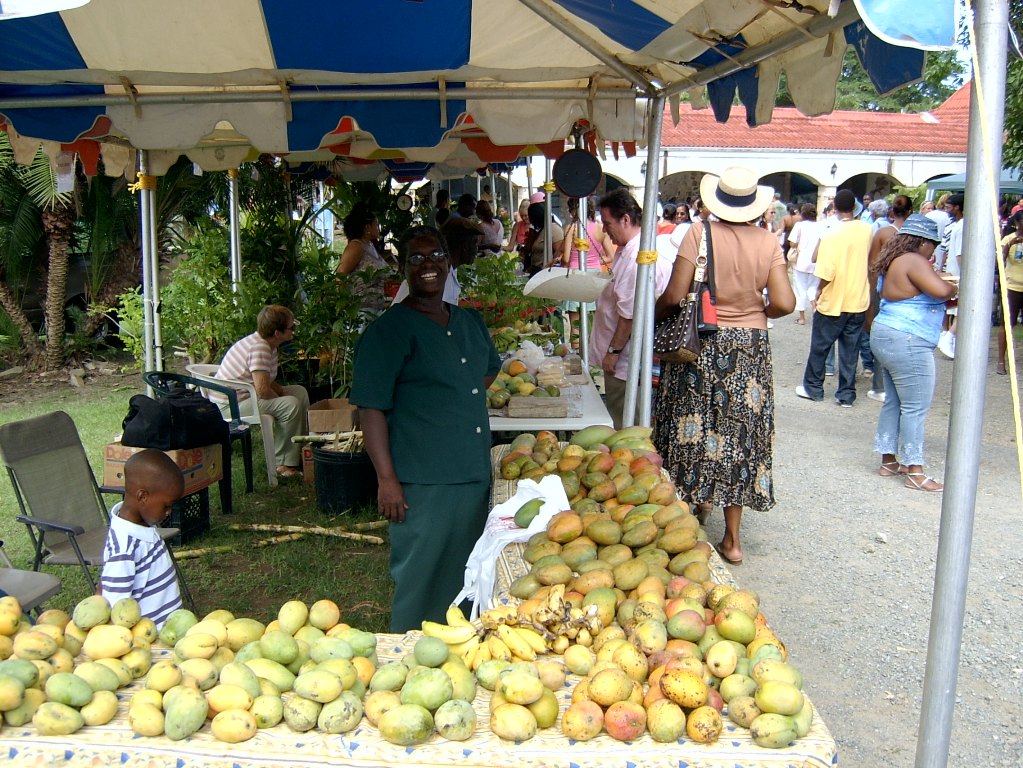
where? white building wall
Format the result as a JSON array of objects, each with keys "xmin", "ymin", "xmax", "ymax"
[{"xmin": 511, "ymin": 148, "xmax": 966, "ymax": 213}]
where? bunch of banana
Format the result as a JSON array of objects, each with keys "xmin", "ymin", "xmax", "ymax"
[
  {"xmin": 490, "ymin": 328, "xmax": 519, "ymax": 353},
  {"xmin": 527, "ymin": 586, "xmax": 602, "ymax": 651}
]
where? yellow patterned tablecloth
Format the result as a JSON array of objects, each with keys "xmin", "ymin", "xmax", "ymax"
[{"xmin": 1, "ymin": 635, "xmax": 836, "ymax": 768}]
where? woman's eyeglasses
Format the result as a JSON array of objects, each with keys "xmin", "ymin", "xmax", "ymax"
[
  {"xmin": 407, "ymin": 249, "xmax": 448, "ymax": 266},
  {"xmin": 287, "ymin": 320, "xmax": 299, "ymax": 331}
]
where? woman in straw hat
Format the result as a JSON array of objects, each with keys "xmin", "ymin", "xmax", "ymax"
[
  {"xmin": 652, "ymin": 167, "xmax": 795, "ymax": 565},
  {"xmin": 868, "ymin": 214, "xmax": 957, "ymax": 492}
]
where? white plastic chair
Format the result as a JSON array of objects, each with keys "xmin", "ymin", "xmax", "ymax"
[{"xmin": 186, "ymin": 364, "xmax": 279, "ymax": 488}]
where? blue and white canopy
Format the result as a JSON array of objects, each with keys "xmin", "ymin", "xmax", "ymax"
[{"xmin": 0, "ymin": 0, "xmax": 953, "ymax": 176}]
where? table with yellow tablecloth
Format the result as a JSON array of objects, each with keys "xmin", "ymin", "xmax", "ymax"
[{"xmin": 1, "ymin": 632, "xmax": 836, "ymax": 768}]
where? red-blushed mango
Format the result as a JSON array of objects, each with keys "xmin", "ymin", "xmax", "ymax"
[
  {"xmin": 587, "ymin": 453, "xmax": 615, "ymax": 475},
  {"xmin": 560, "ymin": 699, "xmax": 603, "ymax": 741},
  {"xmin": 571, "ymin": 569, "xmax": 615, "ymax": 596},
  {"xmin": 604, "ymin": 700, "xmax": 647, "ymax": 741},
  {"xmin": 546, "ymin": 512, "xmax": 584, "ymax": 544},
  {"xmin": 647, "ymin": 481, "xmax": 677, "ymax": 506},
  {"xmin": 586, "ymin": 480, "xmax": 617, "ymax": 503}
]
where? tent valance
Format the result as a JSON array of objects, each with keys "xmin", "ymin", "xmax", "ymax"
[{"xmin": 0, "ymin": 0, "xmax": 929, "ymax": 177}]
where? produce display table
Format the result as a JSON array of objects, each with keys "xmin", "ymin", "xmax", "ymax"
[
  {"xmin": 489, "ymin": 372, "xmax": 612, "ymax": 433},
  {"xmin": 0, "ymin": 637, "xmax": 836, "ymax": 768},
  {"xmin": 485, "ymin": 446, "xmax": 840, "ymax": 767}
]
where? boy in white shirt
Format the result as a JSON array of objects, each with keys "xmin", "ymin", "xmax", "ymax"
[{"xmin": 99, "ymin": 449, "xmax": 184, "ymax": 628}]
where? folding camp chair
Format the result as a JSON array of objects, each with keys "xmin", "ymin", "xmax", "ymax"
[
  {"xmin": 0, "ymin": 410, "xmax": 195, "ymax": 611},
  {"xmin": 0, "ymin": 539, "xmax": 61, "ymax": 613},
  {"xmin": 143, "ymin": 369, "xmax": 249, "ymax": 508},
  {"xmin": 186, "ymin": 363, "xmax": 279, "ymax": 488}
]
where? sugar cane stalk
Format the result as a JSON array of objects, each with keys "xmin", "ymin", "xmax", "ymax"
[
  {"xmin": 174, "ymin": 534, "xmax": 305, "ymax": 559},
  {"xmin": 227, "ymin": 523, "xmax": 384, "ymax": 545}
]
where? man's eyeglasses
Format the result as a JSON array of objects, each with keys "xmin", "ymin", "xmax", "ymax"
[{"xmin": 407, "ymin": 249, "xmax": 448, "ymax": 266}]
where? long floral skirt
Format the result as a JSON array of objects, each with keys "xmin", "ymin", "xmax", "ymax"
[{"xmin": 652, "ymin": 327, "xmax": 776, "ymax": 512}]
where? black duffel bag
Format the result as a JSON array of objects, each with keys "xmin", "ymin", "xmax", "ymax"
[{"xmin": 122, "ymin": 387, "xmax": 229, "ymax": 450}]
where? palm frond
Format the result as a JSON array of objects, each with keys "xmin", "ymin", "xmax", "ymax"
[{"xmin": 20, "ymin": 147, "xmax": 73, "ymax": 211}]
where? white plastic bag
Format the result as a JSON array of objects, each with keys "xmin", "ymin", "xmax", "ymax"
[
  {"xmin": 511, "ymin": 340, "xmax": 545, "ymax": 374},
  {"xmin": 453, "ymin": 475, "xmax": 569, "ymax": 619}
]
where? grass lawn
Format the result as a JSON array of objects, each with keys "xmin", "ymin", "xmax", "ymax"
[{"xmin": 0, "ymin": 367, "xmax": 393, "ymax": 632}]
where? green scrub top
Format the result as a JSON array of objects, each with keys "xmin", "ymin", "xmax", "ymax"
[{"xmin": 351, "ymin": 304, "xmax": 501, "ymax": 484}]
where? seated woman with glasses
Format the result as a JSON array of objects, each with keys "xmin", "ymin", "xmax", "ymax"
[
  {"xmin": 350, "ymin": 225, "xmax": 501, "ymax": 632},
  {"xmin": 216, "ymin": 304, "xmax": 310, "ymax": 479}
]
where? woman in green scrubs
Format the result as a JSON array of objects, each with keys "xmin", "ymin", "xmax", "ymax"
[{"xmin": 351, "ymin": 225, "xmax": 501, "ymax": 632}]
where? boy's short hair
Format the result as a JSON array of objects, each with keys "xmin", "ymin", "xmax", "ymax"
[{"xmin": 125, "ymin": 449, "xmax": 185, "ymax": 497}]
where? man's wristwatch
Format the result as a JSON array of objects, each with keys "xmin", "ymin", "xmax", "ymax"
[{"xmin": 607, "ymin": 346, "xmax": 623, "ymax": 355}]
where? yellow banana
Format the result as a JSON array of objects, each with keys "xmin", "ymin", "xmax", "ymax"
[
  {"xmin": 448, "ymin": 635, "xmax": 481, "ymax": 658},
  {"xmin": 513, "ymin": 625, "xmax": 548, "ymax": 654},
  {"xmin": 471, "ymin": 642, "xmax": 492, "ymax": 671},
  {"xmin": 547, "ymin": 584, "xmax": 566, "ymax": 614},
  {"xmin": 445, "ymin": 604, "xmax": 473, "ymax": 628},
  {"xmin": 421, "ymin": 620, "xmax": 477, "ymax": 645},
  {"xmin": 459, "ymin": 637, "xmax": 482, "ymax": 668},
  {"xmin": 487, "ymin": 633, "xmax": 513, "ymax": 662},
  {"xmin": 497, "ymin": 624, "xmax": 535, "ymax": 661}
]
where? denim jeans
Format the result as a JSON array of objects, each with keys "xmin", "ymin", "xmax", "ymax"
[
  {"xmin": 824, "ymin": 329, "xmax": 874, "ymax": 375},
  {"xmin": 803, "ymin": 311, "xmax": 866, "ymax": 404},
  {"xmin": 869, "ymin": 322, "xmax": 936, "ymax": 465}
]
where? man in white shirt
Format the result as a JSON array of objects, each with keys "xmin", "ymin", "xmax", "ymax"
[{"xmin": 937, "ymin": 193, "xmax": 964, "ymax": 359}]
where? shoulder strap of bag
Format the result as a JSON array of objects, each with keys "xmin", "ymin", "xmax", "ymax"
[
  {"xmin": 703, "ymin": 220, "xmax": 716, "ymax": 304},
  {"xmin": 690, "ymin": 222, "xmax": 709, "ymax": 290}
]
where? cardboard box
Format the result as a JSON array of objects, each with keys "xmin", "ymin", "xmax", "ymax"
[
  {"xmin": 308, "ymin": 398, "xmax": 358, "ymax": 434},
  {"xmin": 302, "ymin": 445, "xmax": 315, "ymax": 484},
  {"xmin": 103, "ymin": 442, "xmax": 223, "ymax": 495}
]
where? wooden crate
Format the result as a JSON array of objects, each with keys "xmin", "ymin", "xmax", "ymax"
[{"xmin": 505, "ymin": 396, "xmax": 568, "ymax": 418}]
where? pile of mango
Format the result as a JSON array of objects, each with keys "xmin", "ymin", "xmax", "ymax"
[
  {"xmin": 486, "ymin": 359, "xmax": 561, "ymax": 410},
  {"xmin": 126, "ymin": 598, "xmax": 378, "ymax": 742},
  {"xmin": 0, "ymin": 594, "xmax": 160, "ymax": 734},
  {"xmin": 424, "ymin": 426, "xmax": 814, "ymax": 749}
]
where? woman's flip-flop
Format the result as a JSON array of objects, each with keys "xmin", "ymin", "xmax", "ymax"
[
  {"xmin": 714, "ymin": 543, "xmax": 743, "ymax": 566},
  {"xmin": 276, "ymin": 466, "xmax": 302, "ymax": 479}
]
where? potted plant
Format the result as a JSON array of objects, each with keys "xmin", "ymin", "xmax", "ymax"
[{"xmin": 294, "ymin": 243, "xmax": 387, "ymax": 398}]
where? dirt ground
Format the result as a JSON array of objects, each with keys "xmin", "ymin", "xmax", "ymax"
[{"xmin": 699, "ymin": 318, "xmax": 1023, "ymax": 767}]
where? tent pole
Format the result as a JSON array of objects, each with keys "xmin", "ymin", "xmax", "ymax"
[
  {"xmin": 543, "ymin": 159, "xmax": 553, "ymax": 274},
  {"xmin": 138, "ymin": 150, "xmax": 155, "ymax": 387},
  {"xmin": 147, "ymin": 159, "xmax": 163, "ymax": 372},
  {"xmin": 915, "ymin": 1, "xmax": 1007, "ymax": 765},
  {"xmin": 623, "ymin": 94, "xmax": 665, "ymax": 428},
  {"xmin": 578, "ymin": 194, "xmax": 591, "ymax": 371},
  {"xmin": 228, "ymin": 168, "xmax": 242, "ymax": 294}
]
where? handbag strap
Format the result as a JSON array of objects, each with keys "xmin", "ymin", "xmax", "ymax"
[
  {"xmin": 703, "ymin": 220, "xmax": 716, "ymax": 305},
  {"xmin": 688, "ymin": 223, "xmax": 710, "ymax": 295}
]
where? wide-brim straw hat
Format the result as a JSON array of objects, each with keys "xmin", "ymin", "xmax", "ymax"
[{"xmin": 699, "ymin": 166, "xmax": 775, "ymax": 223}]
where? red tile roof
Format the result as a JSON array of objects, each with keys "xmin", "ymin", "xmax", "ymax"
[{"xmin": 661, "ymin": 82, "xmax": 970, "ymax": 155}]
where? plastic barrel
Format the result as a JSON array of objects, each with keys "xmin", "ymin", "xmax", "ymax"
[{"xmin": 312, "ymin": 448, "xmax": 378, "ymax": 515}]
